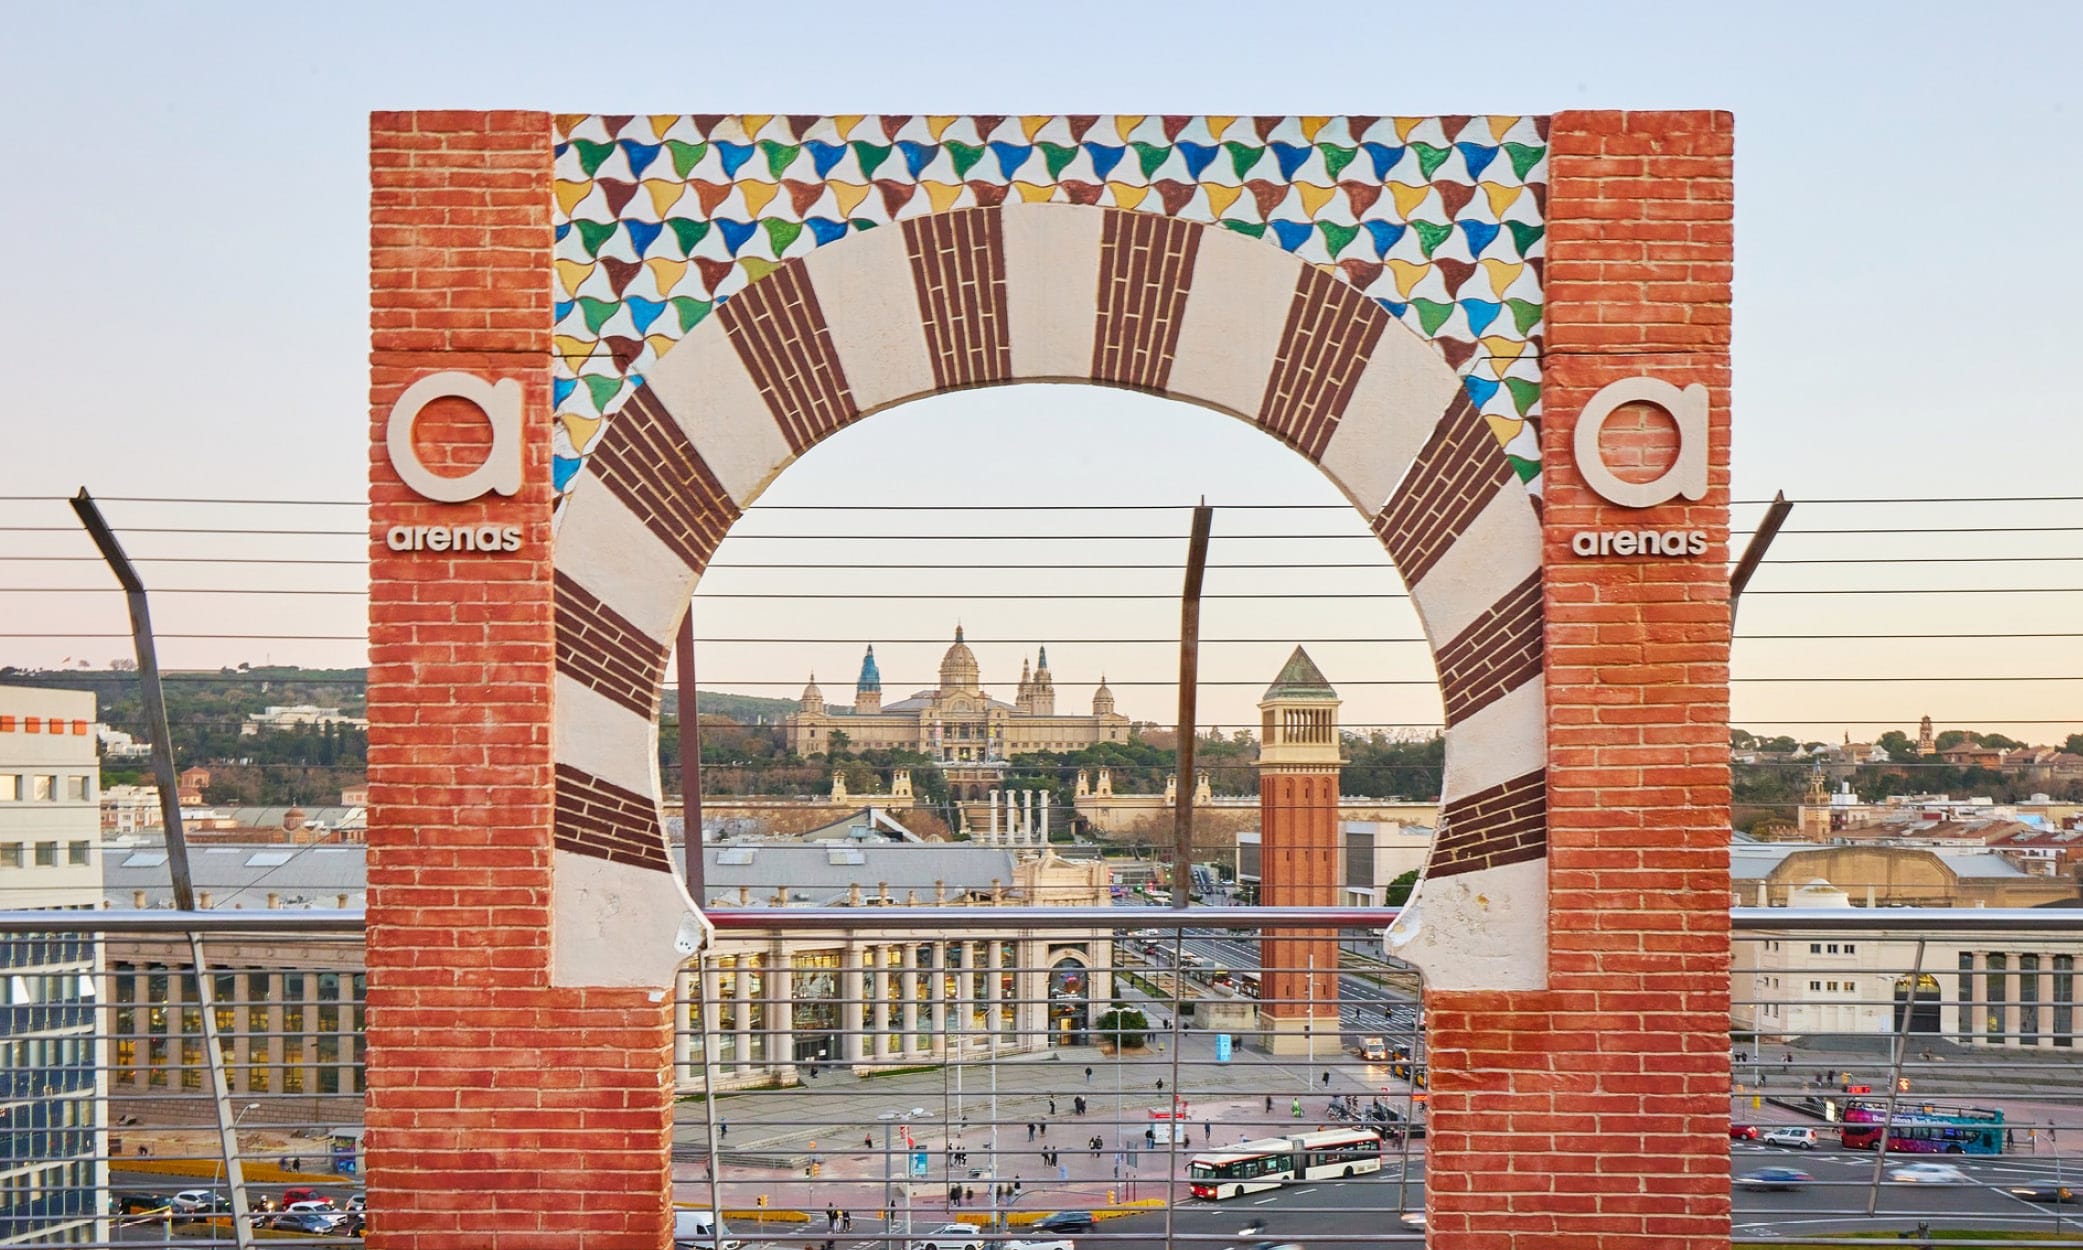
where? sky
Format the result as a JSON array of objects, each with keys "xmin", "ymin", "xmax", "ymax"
[{"xmin": 2, "ymin": 0, "xmax": 2079, "ymax": 743}]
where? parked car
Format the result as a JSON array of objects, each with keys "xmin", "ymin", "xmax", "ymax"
[
  {"xmin": 1035, "ymin": 1212, "xmax": 1097, "ymax": 1236},
  {"xmin": 1729, "ymin": 1124, "xmax": 1760, "ymax": 1141},
  {"xmin": 1761, "ymin": 1127, "xmax": 1817, "ymax": 1150},
  {"xmin": 114, "ymin": 1193, "xmax": 177, "ymax": 1216},
  {"xmin": 911, "ymin": 1222, "xmax": 984, "ymax": 1250},
  {"xmin": 1889, "ymin": 1162, "xmax": 1969, "ymax": 1184},
  {"xmin": 1738, "ymin": 1167, "xmax": 1812, "ymax": 1192},
  {"xmin": 270, "ymin": 1210, "xmax": 342, "ymax": 1234},
  {"xmin": 171, "ymin": 1190, "xmax": 222, "ymax": 1213},
  {"xmin": 282, "ymin": 1187, "xmax": 336, "ymax": 1208},
  {"xmin": 2010, "ymin": 1182, "xmax": 2080, "ymax": 1203}
]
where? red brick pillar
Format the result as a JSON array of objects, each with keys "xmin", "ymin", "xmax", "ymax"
[
  {"xmin": 367, "ymin": 111, "xmax": 674, "ymax": 1250},
  {"xmin": 1424, "ymin": 110, "xmax": 1734, "ymax": 1248}
]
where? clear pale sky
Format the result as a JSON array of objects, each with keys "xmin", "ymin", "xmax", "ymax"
[{"xmin": 2, "ymin": 1, "xmax": 2078, "ymax": 743}]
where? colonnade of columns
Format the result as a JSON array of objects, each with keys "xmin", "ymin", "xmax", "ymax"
[
  {"xmin": 984, "ymin": 789, "xmax": 1049, "ymax": 847},
  {"xmin": 1952, "ymin": 948, "xmax": 2079, "ymax": 1046},
  {"xmin": 669, "ymin": 937, "xmax": 1103, "ymax": 1089}
]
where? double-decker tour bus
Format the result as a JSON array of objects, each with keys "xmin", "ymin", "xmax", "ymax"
[
  {"xmin": 1840, "ymin": 1102, "xmax": 2004, "ymax": 1155},
  {"xmin": 1186, "ymin": 1128, "xmax": 1385, "ymax": 1199}
]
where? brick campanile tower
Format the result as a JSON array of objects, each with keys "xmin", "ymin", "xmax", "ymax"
[{"xmin": 1255, "ymin": 647, "xmax": 1344, "ymax": 1054}]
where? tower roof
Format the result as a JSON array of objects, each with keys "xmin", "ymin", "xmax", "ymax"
[
  {"xmin": 857, "ymin": 644, "xmax": 881, "ymax": 692},
  {"xmin": 1261, "ymin": 646, "xmax": 1338, "ymax": 701},
  {"xmin": 1036, "ymin": 645, "xmax": 1049, "ymax": 671}
]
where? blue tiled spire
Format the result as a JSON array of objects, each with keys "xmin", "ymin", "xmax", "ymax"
[{"xmin": 857, "ymin": 644, "xmax": 881, "ymax": 693}]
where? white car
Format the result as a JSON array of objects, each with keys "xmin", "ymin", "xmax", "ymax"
[
  {"xmin": 911, "ymin": 1223, "xmax": 983, "ymax": 1250},
  {"xmin": 170, "ymin": 1190, "xmax": 223, "ymax": 1213},
  {"xmin": 1006, "ymin": 1240, "xmax": 1075, "ymax": 1250},
  {"xmin": 1760, "ymin": 1127, "xmax": 1817, "ymax": 1150},
  {"xmin": 672, "ymin": 1209, "xmax": 741, "ymax": 1250},
  {"xmin": 1890, "ymin": 1162, "xmax": 1969, "ymax": 1184}
]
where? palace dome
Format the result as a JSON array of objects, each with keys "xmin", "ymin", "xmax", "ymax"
[{"xmin": 938, "ymin": 625, "xmax": 980, "ymax": 694}]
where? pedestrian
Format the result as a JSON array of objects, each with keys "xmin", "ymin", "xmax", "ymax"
[
  {"xmin": 949, "ymin": 1184, "xmax": 960, "ymax": 1209},
  {"xmin": 1202, "ymin": 1120, "xmax": 1210, "ymax": 1144},
  {"xmin": 1292, "ymin": 1098, "xmax": 1302, "ymax": 1118},
  {"xmin": 1028, "ymin": 1123, "xmax": 1036, "ymax": 1141},
  {"xmin": 1264, "ymin": 1095, "xmax": 1273, "ymax": 1113},
  {"xmin": 1145, "ymin": 1127, "xmax": 1156, "ymax": 1149},
  {"xmin": 826, "ymin": 1205, "xmax": 838, "ymax": 1230},
  {"xmin": 842, "ymin": 1210, "xmax": 853, "ymax": 1232},
  {"xmin": 1322, "ymin": 1071, "xmax": 1331, "ymax": 1087},
  {"xmin": 865, "ymin": 1134, "xmax": 874, "ymax": 1151},
  {"xmin": 964, "ymin": 1187, "xmax": 974, "ymax": 1205},
  {"xmin": 1049, "ymin": 1096, "xmax": 1058, "ymax": 1115},
  {"xmin": 720, "ymin": 1121, "xmax": 729, "ymax": 1142},
  {"xmin": 1156, "ymin": 1077, "xmax": 1165, "ymax": 1091},
  {"xmin": 1085, "ymin": 1066, "xmax": 1093, "ymax": 1083},
  {"xmin": 1039, "ymin": 1121, "xmax": 1047, "ymax": 1139}
]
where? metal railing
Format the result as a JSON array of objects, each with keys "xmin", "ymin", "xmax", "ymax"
[{"xmin": 12, "ymin": 906, "xmax": 2083, "ymax": 1246}]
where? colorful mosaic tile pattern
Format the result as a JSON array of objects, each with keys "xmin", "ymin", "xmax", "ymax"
[{"xmin": 550, "ymin": 115, "xmax": 1549, "ymax": 494}]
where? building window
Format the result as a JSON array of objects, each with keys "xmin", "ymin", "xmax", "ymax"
[
  {"xmin": 1809, "ymin": 943, "xmax": 1822, "ymax": 954},
  {"xmin": 67, "ymin": 842, "xmax": 89, "ymax": 866},
  {"xmin": 2056, "ymin": 955, "xmax": 2074, "ymax": 1047},
  {"xmin": 31, "ymin": 775, "xmax": 54, "ymax": 801},
  {"xmin": 0, "ymin": 844, "xmax": 19, "ymax": 869},
  {"xmin": 0, "ymin": 775, "xmax": 16, "ymax": 801},
  {"xmin": 33, "ymin": 842, "xmax": 56, "ymax": 867},
  {"xmin": 2022, "ymin": 954, "xmax": 2042, "ymax": 1041},
  {"xmin": 1958, "ymin": 952, "xmax": 1975, "ymax": 1042},
  {"xmin": 1845, "ymin": 944, "xmax": 1857, "ymax": 954},
  {"xmin": 1987, "ymin": 953, "xmax": 2008, "ymax": 1040},
  {"xmin": 65, "ymin": 776, "xmax": 88, "ymax": 802}
]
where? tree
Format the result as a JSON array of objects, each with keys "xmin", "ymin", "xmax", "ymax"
[
  {"xmin": 1094, "ymin": 1001, "xmax": 1149, "ymax": 1050},
  {"xmin": 825, "ymin": 729, "xmax": 852, "ymax": 758},
  {"xmin": 1384, "ymin": 869, "xmax": 1420, "ymax": 907},
  {"xmin": 1876, "ymin": 730, "xmax": 1914, "ymax": 759},
  {"xmin": 2068, "ymin": 734, "xmax": 2083, "ymax": 758}
]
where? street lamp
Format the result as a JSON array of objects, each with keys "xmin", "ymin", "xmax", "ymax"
[{"xmin": 879, "ymin": 1107, "xmax": 931, "ymax": 1248}]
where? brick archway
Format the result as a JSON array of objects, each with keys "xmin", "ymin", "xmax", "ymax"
[
  {"xmin": 367, "ymin": 109, "xmax": 1733, "ymax": 1250},
  {"xmin": 549, "ymin": 200, "xmax": 1546, "ymax": 994}
]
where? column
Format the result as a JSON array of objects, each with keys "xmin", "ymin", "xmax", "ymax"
[
  {"xmin": 937, "ymin": 941, "xmax": 954, "ymax": 1058},
  {"xmin": 770, "ymin": 950, "xmax": 796, "ymax": 1078},
  {"xmin": 989, "ymin": 791, "xmax": 999, "ymax": 843},
  {"xmin": 870, "ymin": 948, "xmax": 892, "ymax": 1058},
  {"xmin": 1422, "ymin": 109, "xmax": 1733, "ymax": 1250},
  {"xmin": 899, "ymin": 945, "xmax": 920, "ymax": 1057},
  {"xmin": 1038, "ymin": 791, "xmax": 1050, "ymax": 846},
  {"xmin": 732, "ymin": 961, "xmax": 754, "ymax": 1076},
  {"xmin": 842, "ymin": 946, "xmax": 867, "ymax": 1064},
  {"xmin": 671, "ymin": 968, "xmax": 696, "ymax": 1087}
]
